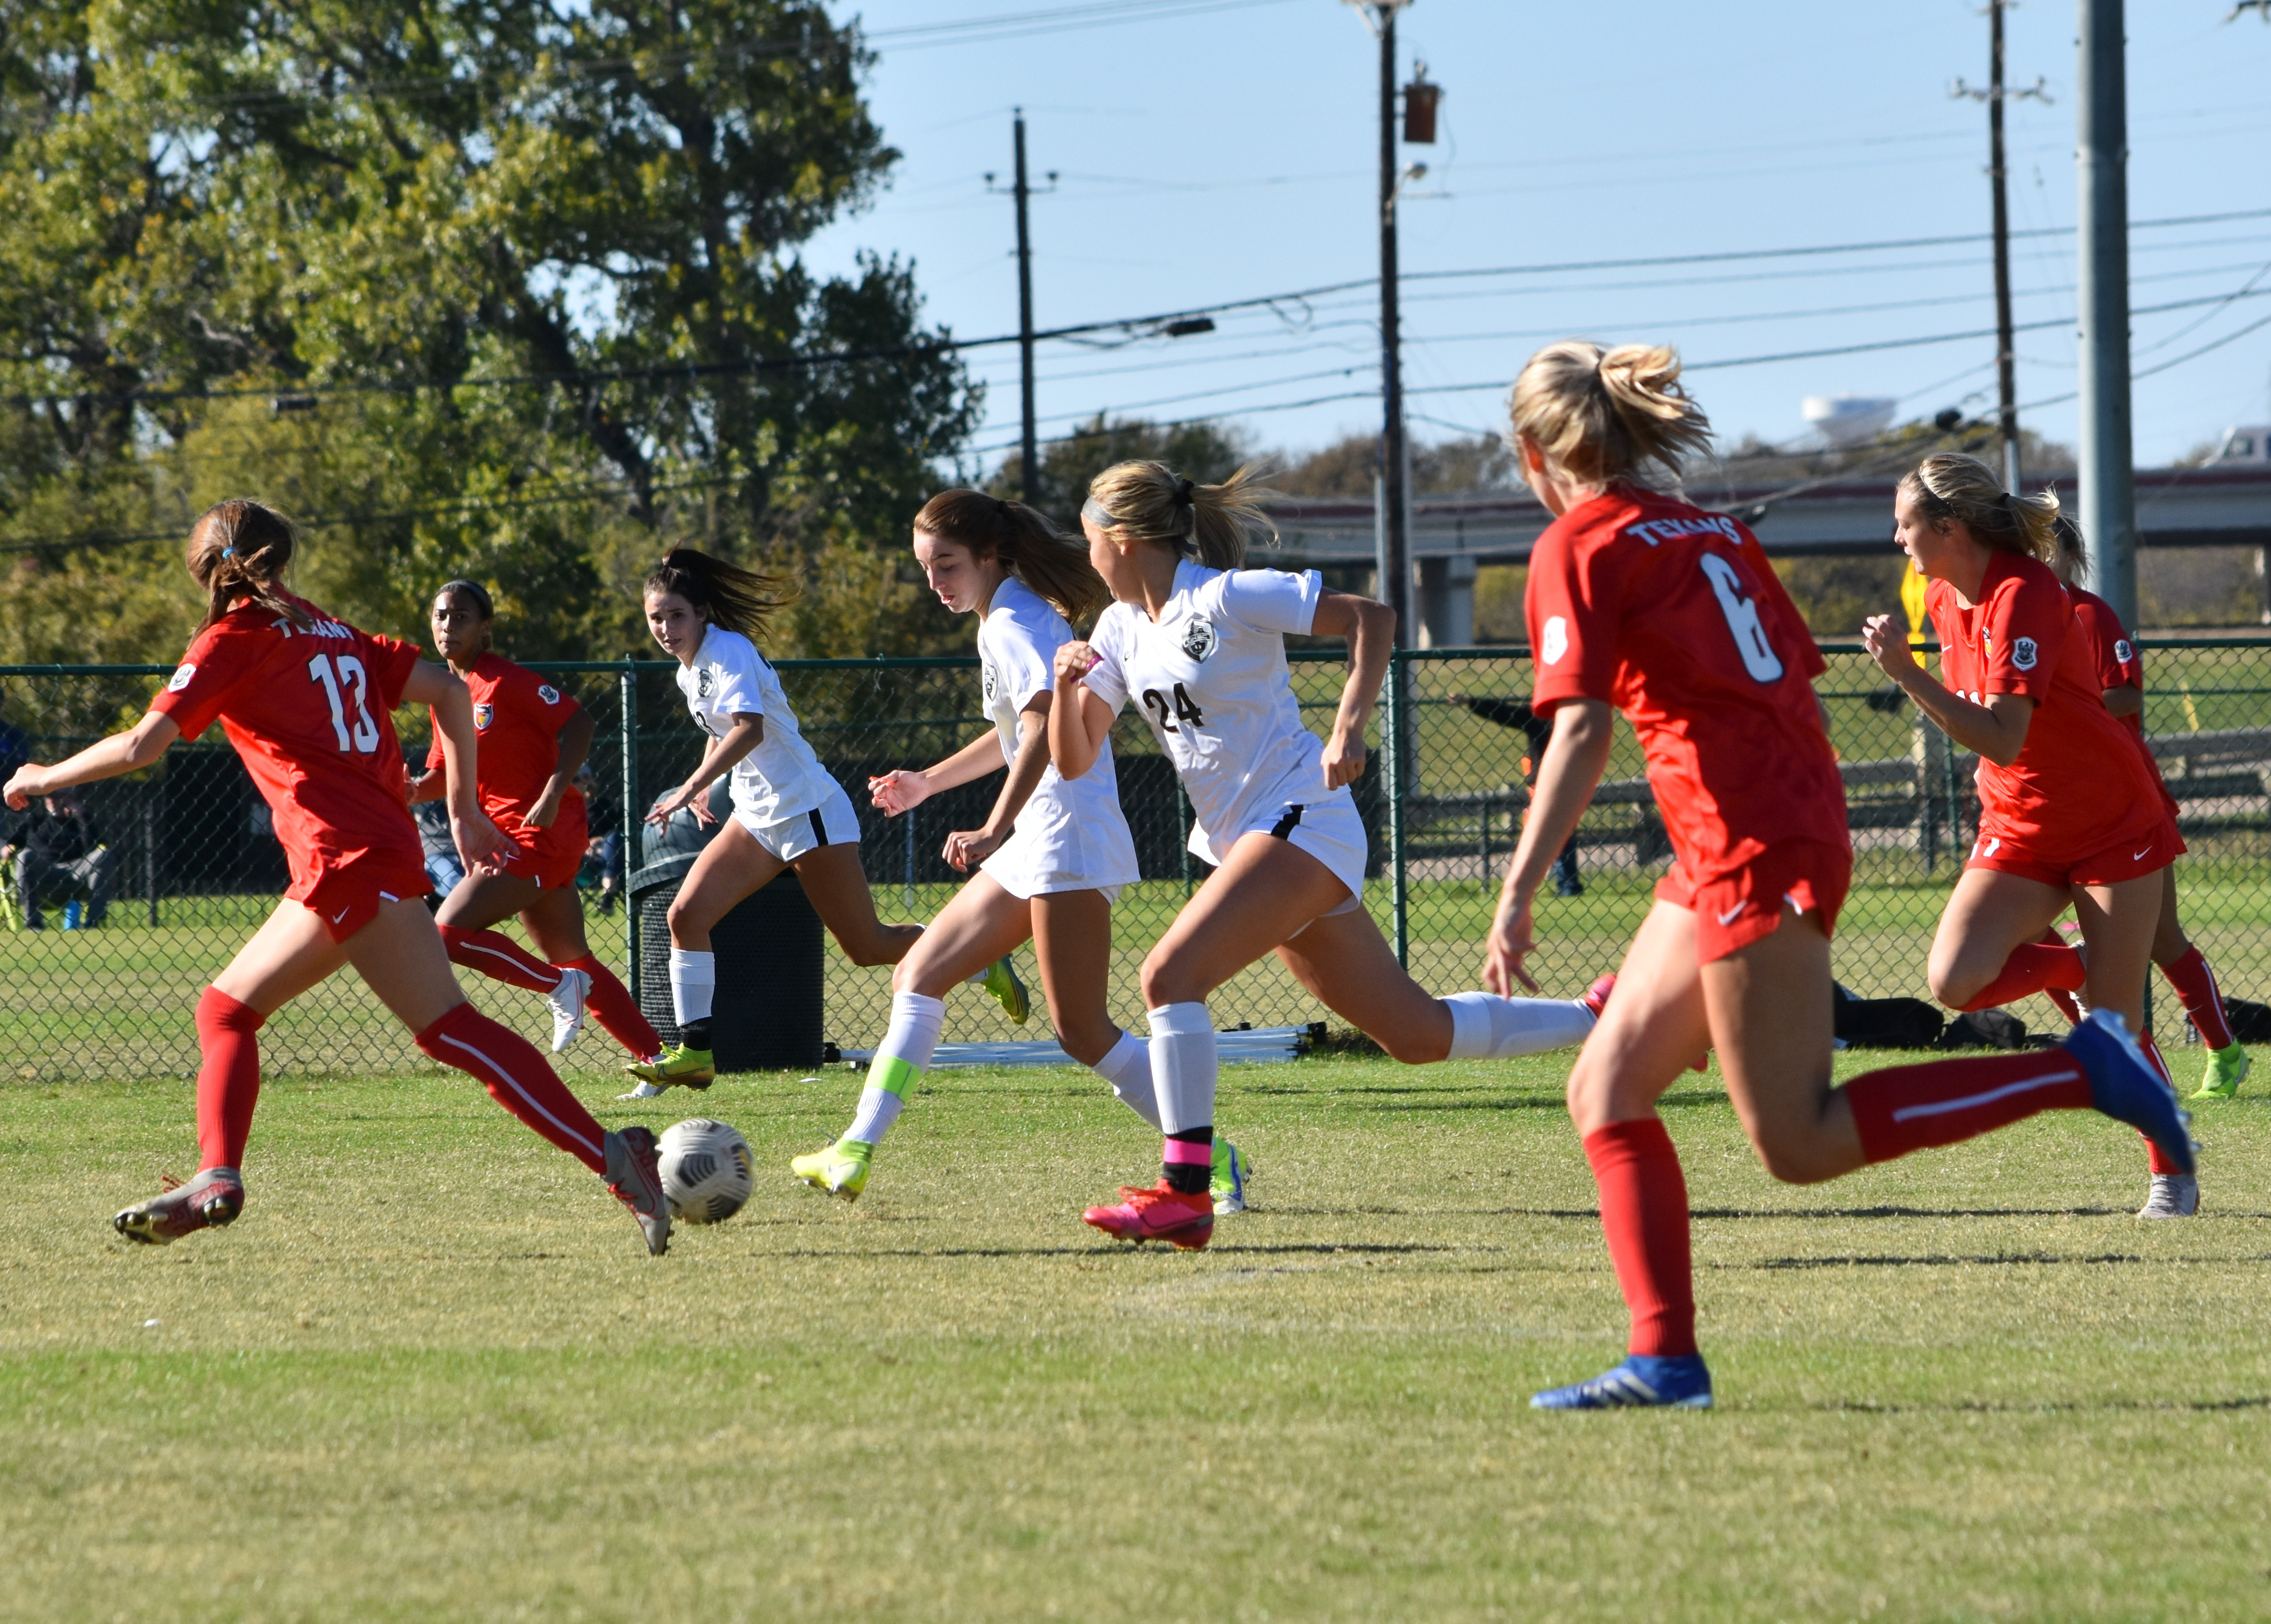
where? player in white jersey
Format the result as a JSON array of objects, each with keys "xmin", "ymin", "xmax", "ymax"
[
  {"xmin": 623, "ymin": 547, "xmax": 1019, "ymax": 1092},
  {"xmin": 789, "ymin": 492, "xmax": 1250, "ymax": 1211},
  {"xmin": 1050, "ymin": 461, "xmax": 1609, "ymax": 1249}
]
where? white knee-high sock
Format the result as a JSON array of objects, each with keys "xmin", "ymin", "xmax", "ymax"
[
  {"xmin": 1441, "ymin": 991, "xmax": 1596, "ymax": 1060},
  {"xmin": 668, "ymin": 948, "xmax": 715, "ymax": 1027},
  {"xmin": 1091, "ymin": 1031, "xmax": 1159, "ymax": 1128},
  {"xmin": 1146, "ymin": 1003, "xmax": 1218, "ymax": 1135},
  {"xmin": 846, "ymin": 992, "xmax": 946, "ymax": 1145}
]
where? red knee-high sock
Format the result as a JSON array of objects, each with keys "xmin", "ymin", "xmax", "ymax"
[
  {"xmin": 2035, "ymin": 929, "xmax": 2085, "ymax": 1024},
  {"xmin": 1584, "ymin": 1119, "xmax": 1696, "ymax": 1358},
  {"xmin": 562, "ymin": 954, "xmax": 663, "ymax": 1058},
  {"xmin": 2134, "ymin": 1030, "xmax": 2186, "ymax": 1176},
  {"xmin": 2160, "ymin": 946, "xmax": 2236, "ymax": 1051},
  {"xmin": 194, "ymin": 987, "xmax": 265, "ymax": 1172},
  {"xmin": 1956, "ymin": 942, "xmax": 2087, "ymax": 1013},
  {"xmin": 415, "ymin": 1003, "xmax": 607, "ymax": 1174},
  {"xmin": 1844, "ymin": 1051, "xmax": 2092, "ymax": 1163},
  {"xmin": 436, "ymin": 923, "xmax": 561, "ymax": 995}
]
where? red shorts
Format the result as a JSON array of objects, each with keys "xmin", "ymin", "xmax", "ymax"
[
  {"xmin": 289, "ymin": 850, "xmax": 433, "ymax": 943},
  {"xmin": 494, "ymin": 801, "xmax": 588, "ymax": 891},
  {"xmin": 1964, "ymin": 817, "xmax": 2184, "ymax": 890},
  {"xmin": 1656, "ymin": 837, "xmax": 1853, "ymax": 964}
]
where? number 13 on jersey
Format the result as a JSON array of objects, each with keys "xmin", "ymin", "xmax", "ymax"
[{"xmin": 308, "ymin": 652, "xmax": 380, "ymax": 753}]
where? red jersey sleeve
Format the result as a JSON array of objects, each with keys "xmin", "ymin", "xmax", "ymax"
[
  {"xmin": 2072, "ymin": 594, "xmax": 2141, "ymax": 693},
  {"xmin": 1979, "ymin": 569, "xmax": 2066, "ymax": 701},
  {"xmin": 149, "ymin": 622, "xmax": 256, "ymax": 741},
  {"xmin": 503, "ymin": 664, "xmax": 581, "ymax": 731},
  {"xmin": 365, "ymin": 632, "xmax": 421, "ymax": 711},
  {"xmin": 1526, "ymin": 518, "xmax": 1626, "ymax": 715},
  {"xmin": 424, "ymin": 717, "xmax": 445, "ymax": 773}
]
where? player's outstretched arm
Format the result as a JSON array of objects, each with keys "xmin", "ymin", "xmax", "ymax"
[
  {"xmin": 870, "ymin": 730, "xmax": 1006, "ymax": 815},
  {"xmin": 2, "ymin": 712, "xmax": 180, "ymax": 809},
  {"xmin": 1484, "ymin": 697, "xmax": 1614, "ymax": 994},
  {"xmin": 1861, "ymin": 613, "xmax": 2035, "ymax": 765},
  {"xmin": 1048, "ymin": 641, "xmax": 1116, "ymax": 781},
  {"xmin": 1309, "ymin": 590, "xmax": 1395, "ymax": 790}
]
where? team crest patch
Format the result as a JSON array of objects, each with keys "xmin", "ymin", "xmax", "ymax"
[
  {"xmin": 1180, "ymin": 616, "xmax": 1218, "ymax": 662},
  {"xmin": 1541, "ymin": 615, "xmax": 1569, "ymax": 666},
  {"xmin": 2011, "ymin": 636, "xmax": 2038, "ymax": 671},
  {"xmin": 2115, "ymin": 639, "xmax": 2133, "ymax": 664},
  {"xmin": 166, "ymin": 664, "xmax": 195, "ymax": 692},
  {"xmin": 983, "ymin": 663, "xmax": 998, "ymax": 703},
  {"xmin": 536, "ymin": 683, "xmax": 560, "ymax": 705},
  {"xmin": 697, "ymin": 667, "xmax": 715, "ymax": 699},
  {"xmin": 474, "ymin": 703, "xmax": 494, "ymax": 730}
]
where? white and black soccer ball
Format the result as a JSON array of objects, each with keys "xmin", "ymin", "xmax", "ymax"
[{"xmin": 658, "ymin": 1119, "xmax": 754, "ymax": 1225}]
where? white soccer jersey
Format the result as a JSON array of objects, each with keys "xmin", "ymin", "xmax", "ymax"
[
  {"xmin": 976, "ymin": 576, "xmax": 1140, "ymax": 896},
  {"xmin": 674, "ymin": 623, "xmax": 837, "ymax": 826},
  {"xmin": 1082, "ymin": 559, "xmax": 1352, "ymax": 867}
]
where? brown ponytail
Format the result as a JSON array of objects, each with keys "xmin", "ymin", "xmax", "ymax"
[
  {"xmin": 642, "ymin": 547, "xmax": 798, "ymax": 642},
  {"xmin": 912, "ymin": 489, "xmax": 1108, "ymax": 624},
  {"xmin": 187, "ymin": 500, "xmax": 313, "ymax": 633}
]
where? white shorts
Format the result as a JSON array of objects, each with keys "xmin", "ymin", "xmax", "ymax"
[
  {"xmin": 735, "ymin": 779, "xmax": 861, "ymax": 864},
  {"xmin": 1207, "ymin": 794, "xmax": 1369, "ymax": 908},
  {"xmin": 980, "ymin": 787, "xmax": 1140, "ymax": 906}
]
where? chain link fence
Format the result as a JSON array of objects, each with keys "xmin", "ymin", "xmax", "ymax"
[{"xmin": 3, "ymin": 639, "xmax": 2266, "ymax": 1081}]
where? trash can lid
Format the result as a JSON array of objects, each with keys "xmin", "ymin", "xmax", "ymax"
[{"xmin": 629, "ymin": 853, "xmax": 699, "ymax": 897}]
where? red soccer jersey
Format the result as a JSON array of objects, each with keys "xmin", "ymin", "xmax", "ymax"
[
  {"xmin": 150, "ymin": 593, "xmax": 424, "ymax": 890},
  {"xmin": 1925, "ymin": 552, "xmax": 2164, "ymax": 858},
  {"xmin": 424, "ymin": 652, "xmax": 584, "ymax": 842},
  {"xmin": 1526, "ymin": 490, "xmax": 1848, "ymax": 883},
  {"xmin": 2068, "ymin": 584, "xmax": 2146, "ymax": 738}
]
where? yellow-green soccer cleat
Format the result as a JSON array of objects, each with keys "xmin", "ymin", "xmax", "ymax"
[
  {"xmin": 1211, "ymin": 1139, "xmax": 1252, "ymax": 1216},
  {"xmin": 791, "ymin": 1138, "xmax": 871, "ymax": 1200},
  {"xmin": 983, "ymin": 956, "xmax": 1030, "ymax": 1026},
  {"xmin": 620, "ymin": 1043, "xmax": 714, "ymax": 1092},
  {"xmin": 2195, "ymin": 1044, "xmax": 2251, "ymax": 1101}
]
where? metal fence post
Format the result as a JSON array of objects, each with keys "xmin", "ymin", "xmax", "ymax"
[
  {"xmin": 619, "ymin": 663, "xmax": 640, "ymax": 1008},
  {"xmin": 1388, "ymin": 647, "xmax": 1409, "ymax": 966}
]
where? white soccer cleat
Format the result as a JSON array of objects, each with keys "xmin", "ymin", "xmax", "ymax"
[
  {"xmin": 2137, "ymin": 1173, "xmax": 2199, "ymax": 1220},
  {"xmin": 616, "ymin": 1077, "xmax": 668, "ymax": 1100},
  {"xmin": 546, "ymin": 967, "xmax": 592, "ymax": 1053}
]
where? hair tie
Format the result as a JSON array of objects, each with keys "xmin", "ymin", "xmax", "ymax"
[
  {"xmin": 1173, "ymin": 477, "xmax": 1195, "ymax": 507},
  {"xmin": 994, "ymin": 497, "xmax": 1010, "ymax": 518},
  {"xmin": 220, "ymin": 546, "xmax": 236, "ymax": 560}
]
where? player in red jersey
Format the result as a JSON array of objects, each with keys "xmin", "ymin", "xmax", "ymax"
[
  {"xmin": 1863, "ymin": 455, "xmax": 2196, "ymax": 1218},
  {"xmin": 406, "ymin": 580, "xmax": 665, "ymax": 1066},
  {"xmin": 0, "ymin": 502, "xmax": 671, "ymax": 1253},
  {"xmin": 1485, "ymin": 345, "xmax": 2189, "ymax": 1410},
  {"xmin": 2039, "ymin": 522, "xmax": 2250, "ymax": 1106}
]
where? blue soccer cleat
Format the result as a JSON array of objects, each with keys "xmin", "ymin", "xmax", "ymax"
[
  {"xmin": 1531, "ymin": 1353, "xmax": 1713, "ymax": 1411},
  {"xmin": 2062, "ymin": 1009, "xmax": 2196, "ymax": 1176}
]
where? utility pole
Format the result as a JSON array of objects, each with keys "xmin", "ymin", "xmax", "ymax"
[
  {"xmin": 1955, "ymin": 3, "xmax": 2049, "ymax": 493},
  {"xmin": 2077, "ymin": 0, "xmax": 2138, "ymax": 629},
  {"xmin": 987, "ymin": 111, "xmax": 1055, "ymax": 502}
]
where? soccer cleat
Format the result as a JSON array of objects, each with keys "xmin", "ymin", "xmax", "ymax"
[
  {"xmin": 621, "ymin": 1043, "xmax": 713, "ymax": 1092},
  {"xmin": 1082, "ymin": 1180, "xmax": 1215, "ymax": 1250},
  {"xmin": 1581, "ymin": 973, "xmax": 1616, "ymax": 1021},
  {"xmin": 790, "ymin": 1138, "xmax": 871, "ymax": 1200},
  {"xmin": 603, "ymin": 1126, "xmax": 671, "ymax": 1256},
  {"xmin": 1211, "ymin": 1139, "xmax": 1252, "ymax": 1216},
  {"xmin": 2062, "ymin": 1009, "xmax": 2196, "ymax": 1177},
  {"xmin": 546, "ymin": 966, "xmax": 592, "ymax": 1053},
  {"xmin": 983, "ymin": 956, "xmax": 1030, "ymax": 1026},
  {"xmin": 1531, "ymin": 1353, "xmax": 1714, "ymax": 1411},
  {"xmin": 114, "ymin": 1168, "xmax": 245, "ymax": 1246},
  {"xmin": 2137, "ymin": 1173, "xmax": 2200, "ymax": 1220},
  {"xmin": 2196, "ymin": 1044, "xmax": 2251, "ymax": 1101}
]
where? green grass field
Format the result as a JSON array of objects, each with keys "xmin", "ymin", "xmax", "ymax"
[{"xmin": 5, "ymin": 1048, "xmax": 2269, "ymax": 1621}]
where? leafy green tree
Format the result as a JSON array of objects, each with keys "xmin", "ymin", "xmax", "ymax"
[{"xmin": 992, "ymin": 414, "xmax": 1254, "ymax": 532}]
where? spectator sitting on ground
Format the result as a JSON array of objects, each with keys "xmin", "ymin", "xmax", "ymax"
[{"xmin": 3, "ymin": 786, "xmax": 116, "ymax": 930}]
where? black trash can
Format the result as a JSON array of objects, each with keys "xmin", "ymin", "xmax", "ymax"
[{"xmin": 631, "ymin": 855, "xmax": 826, "ymax": 1072}]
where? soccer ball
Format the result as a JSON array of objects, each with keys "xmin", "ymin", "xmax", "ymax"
[{"xmin": 658, "ymin": 1119, "xmax": 754, "ymax": 1225}]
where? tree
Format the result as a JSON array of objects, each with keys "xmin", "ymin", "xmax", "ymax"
[
  {"xmin": 0, "ymin": 1, "xmax": 981, "ymax": 663},
  {"xmin": 991, "ymin": 414, "xmax": 1253, "ymax": 532},
  {"xmin": 1274, "ymin": 430, "xmax": 1514, "ymax": 498}
]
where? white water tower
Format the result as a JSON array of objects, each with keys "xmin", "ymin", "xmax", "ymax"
[{"xmin": 1802, "ymin": 395, "xmax": 1899, "ymax": 449}]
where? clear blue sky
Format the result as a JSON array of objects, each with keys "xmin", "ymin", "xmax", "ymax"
[{"xmin": 802, "ymin": 0, "xmax": 2271, "ymax": 478}]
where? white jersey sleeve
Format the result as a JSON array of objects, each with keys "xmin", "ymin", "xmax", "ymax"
[
  {"xmin": 1080, "ymin": 605, "xmax": 1135, "ymax": 715},
  {"xmin": 1215, "ymin": 567, "xmax": 1323, "ymax": 637},
  {"xmin": 978, "ymin": 579, "xmax": 1066, "ymax": 767}
]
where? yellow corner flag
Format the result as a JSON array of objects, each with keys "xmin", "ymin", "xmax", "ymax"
[{"xmin": 1899, "ymin": 564, "xmax": 1930, "ymax": 648}]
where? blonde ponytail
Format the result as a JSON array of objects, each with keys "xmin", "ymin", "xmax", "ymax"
[
  {"xmin": 1082, "ymin": 460, "xmax": 1279, "ymax": 571},
  {"xmin": 1509, "ymin": 340, "xmax": 1712, "ymax": 490},
  {"xmin": 1899, "ymin": 452, "xmax": 2061, "ymax": 565}
]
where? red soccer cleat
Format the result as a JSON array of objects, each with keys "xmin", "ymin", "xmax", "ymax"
[
  {"xmin": 1581, "ymin": 973, "xmax": 1617, "ymax": 1020},
  {"xmin": 1082, "ymin": 1181, "xmax": 1215, "ymax": 1250}
]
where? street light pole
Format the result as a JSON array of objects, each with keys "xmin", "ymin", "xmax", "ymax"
[
  {"xmin": 2077, "ymin": 0, "xmax": 2138, "ymax": 630},
  {"xmin": 1374, "ymin": 5, "xmax": 1410, "ymax": 649},
  {"xmin": 1956, "ymin": 3, "xmax": 2048, "ymax": 494},
  {"xmin": 1014, "ymin": 109, "xmax": 1039, "ymax": 503}
]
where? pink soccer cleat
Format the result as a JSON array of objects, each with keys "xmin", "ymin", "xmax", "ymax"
[
  {"xmin": 115, "ymin": 1168, "xmax": 244, "ymax": 1245},
  {"xmin": 1082, "ymin": 1181, "xmax": 1215, "ymax": 1251},
  {"xmin": 1581, "ymin": 973, "xmax": 1617, "ymax": 1021}
]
